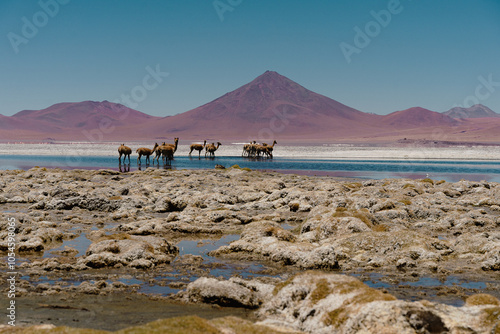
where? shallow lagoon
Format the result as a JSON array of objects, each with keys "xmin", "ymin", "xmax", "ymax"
[{"xmin": 1, "ymin": 143, "xmax": 500, "ymax": 182}]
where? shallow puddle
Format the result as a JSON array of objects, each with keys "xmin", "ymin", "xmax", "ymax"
[
  {"xmin": 281, "ymin": 223, "xmax": 294, "ymax": 230},
  {"xmin": 15, "ymin": 230, "xmax": 497, "ymax": 306},
  {"xmin": 45, "ymin": 233, "xmax": 93, "ymax": 258},
  {"xmin": 176, "ymin": 234, "xmax": 240, "ymax": 256},
  {"xmin": 18, "ymin": 233, "xmax": 279, "ymax": 296},
  {"xmin": 359, "ymin": 272, "xmax": 495, "ymax": 306},
  {"xmin": 362, "ymin": 273, "xmax": 489, "ymax": 290},
  {"xmin": 399, "ymin": 276, "xmax": 487, "ymax": 289}
]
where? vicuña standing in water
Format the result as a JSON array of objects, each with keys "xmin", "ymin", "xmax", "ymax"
[
  {"xmin": 136, "ymin": 143, "xmax": 158, "ymax": 164},
  {"xmin": 242, "ymin": 141, "xmax": 257, "ymax": 157},
  {"xmin": 153, "ymin": 142, "xmax": 166, "ymax": 164},
  {"xmin": 153, "ymin": 138, "xmax": 178, "ymax": 164},
  {"xmin": 189, "ymin": 140, "xmax": 206, "ymax": 158},
  {"xmin": 264, "ymin": 140, "xmax": 277, "ymax": 158},
  {"xmin": 158, "ymin": 137, "xmax": 179, "ymax": 165},
  {"xmin": 118, "ymin": 144, "xmax": 132, "ymax": 164},
  {"xmin": 165, "ymin": 137, "xmax": 179, "ymax": 157},
  {"xmin": 205, "ymin": 142, "xmax": 221, "ymax": 157}
]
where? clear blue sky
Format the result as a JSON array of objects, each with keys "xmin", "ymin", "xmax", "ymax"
[{"xmin": 1, "ymin": 0, "xmax": 499, "ymax": 116}]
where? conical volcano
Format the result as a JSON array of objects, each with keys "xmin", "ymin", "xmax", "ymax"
[{"xmin": 142, "ymin": 71, "xmax": 378, "ymax": 141}]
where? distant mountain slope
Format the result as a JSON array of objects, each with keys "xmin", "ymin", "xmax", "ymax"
[
  {"xmin": 444, "ymin": 104, "xmax": 499, "ymax": 119},
  {"xmin": 0, "ymin": 115, "xmax": 30, "ymax": 130},
  {"xmin": 1, "ymin": 72, "xmax": 500, "ymax": 143},
  {"xmin": 383, "ymin": 107, "xmax": 460, "ymax": 128},
  {"xmin": 138, "ymin": 71, "xmax": 381, "ymax": 140},
  {"xmin": 189, "ymin": 70, "xmax": 368, "ymax": 121},
  {"xmin": 12, "ymin": 101, "xmax": 159, "ymax": 130}
]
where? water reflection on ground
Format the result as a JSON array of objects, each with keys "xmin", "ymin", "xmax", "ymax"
[{"xmin": 15, "ymin": 231, "xmax": 496, "ymax": 306}]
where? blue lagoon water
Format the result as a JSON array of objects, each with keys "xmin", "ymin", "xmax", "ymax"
[{"xmin": 1, "ymin": 154, "xmax": 500, "ymax": 182}]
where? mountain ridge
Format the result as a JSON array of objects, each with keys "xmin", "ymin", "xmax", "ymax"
[
  {"xmin": 137, "ymin": 70, "xmax": 381, "ymax": 140},
  {"xmin": 383, "ymin": 107, "xmax": 460, "ymax": 128},
  {"xmin": 444, "ymin": 104, "xmax": 499, "ymax": 119},
  {"xmin": 1, "ymin": 71, "xmax": 500, "ymax": 143}
]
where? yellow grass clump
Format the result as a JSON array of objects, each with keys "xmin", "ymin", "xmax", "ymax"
[{"xmin": 466, "ymin": 294, "xmax": 500, "ymax": 306}]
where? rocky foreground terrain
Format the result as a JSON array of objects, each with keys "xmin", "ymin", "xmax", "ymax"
[{"xmin": 0, "ymin": 167, "xmax": 499, "ymax": 333}]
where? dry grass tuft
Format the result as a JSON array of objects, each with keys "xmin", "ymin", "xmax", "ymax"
[
  {"xmin": 398, "ymin": 198, "xmax": 412, "ymax": 205},
  {"xmin": 372, "ymin": 224, "xmax": 389, "ymax": 232},
  {"xmin": 264, "ymin": 226, "xmax": 296, "ymax": 242},
  {"xmin": 344, "ymin": 182, "xmax": 362, "ymax": 189},
  {"xmin": 466, "ymin": 294, "xmax": 500, "ymax": 306},
  {"xmin": 325, "ymin": 281, "xmax": 396, "ymax": 328},
  {"xmin": 119, "ymin": 315, "xmax": 220, "ymax": 334},
  {"xmin": 310, "ymin": 278, "xmax": 332, "ymax": 304},
  {"xmin": 483, "ymin": 307, "xmax": 500, "ymax": 330},
  {"xmin": 332, "ymin": 207, "xmax": 375, "ymax": 228},
  {"xmin": 273, "ymin": 271, "xmax": 324, "ymax": 295},
  {"xmin": 272, "ymin": 275, "xmax": 296, "ymax": 295},
  {"xmin": 289, "ymin": 203, "xmax": 300, "ymax": 212},
  {"xmin": 420, "ymin": 178, "xmax": 434, "ymax": 184}
]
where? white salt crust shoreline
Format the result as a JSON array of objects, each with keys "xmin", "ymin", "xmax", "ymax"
[{"xmin": 0, "ymin": 142, "xmax": 500, "ymax": 160}]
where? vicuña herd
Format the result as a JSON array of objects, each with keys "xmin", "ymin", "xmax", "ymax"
[
  {"xmin": 119, "ymin": 139, "xmax": 277, "ymax": 164},
  {"xmin": 119, "ymin": 138, "xmax": 181, "ymax": 164},
  {"xmin": 242, "ymin": 140, "xmax": 277, "ymax": 158}
]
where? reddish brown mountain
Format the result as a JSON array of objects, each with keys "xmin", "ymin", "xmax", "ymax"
[
  {"xmin": 1, "ymin": 71, "xmax": 500, "ymax": 143},
  {"xmin": 382, "ymin": 107, "xmax": 460, "ymax": 128},
  {"xmin": 12, "ymin": 101, "xmax": 158, "ymax": 131},
  {"xmin": 137, "ymin": 71, "xmax": 381, "ymax": 140},
  {"xmin": 189, "ymin": 70, "xmax": 368, "ymax": 121},
  {"xmin": 0, "ymin": 101, "xmax": 161, "ymax": 140},
  {"xmin": 444, "ymin": 104, "xmax": 499, "ymax": 119},
  {"xmin": 0, "ymin": 115, "xmax": 28, "ymax": 130}
]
